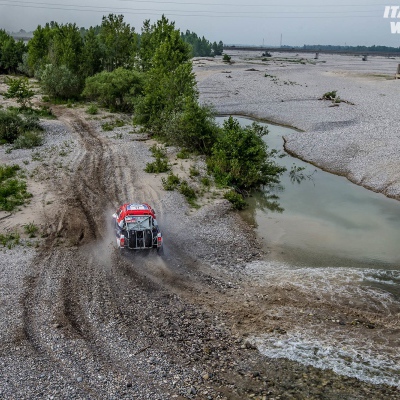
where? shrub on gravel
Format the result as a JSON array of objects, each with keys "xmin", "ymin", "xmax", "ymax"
[
  {"xmin": 160, "ymin": 99, "xmax": 218, "ymax": 154},
  {"xmin": 0, "ymin": 164, "xmax": 32, "ymax": 211},
  {"xmin": 4, "ymin": 77, "xmax": 35, "ymax": 109},
  {"xmin": 0, "ymin": 109, "xmax": 42, "ymax": 144},
  {"xmin": 86, "ymin": 104, "xmax": 98, "ymax": 115},
  {"xmin": 207, "ymin": 117, "xmax": 286, "ymax": 191},
  {"xmin": 0, "ymin": 231, "xmax": 20, "ymax": 248},
  {"xmin": 161, "ymin": 173, "xmax": 180, "ymax": 190},
  {"xmin": 145, "ymin": 145, "xmax": 170, "ymax": 173},
  {"xmin": 12, "ymin": 130, "xmax": 44, "ymax": 149},
  {"xmin": 178, "ymin": 180, "xmax": 197, "ymax": 206},
  {"xmin": 40, "ymin": 64, "xmax": 82, "ymax": 99},
  {"xmin": 24, "ymin": 222, "xmax": 38, "ymax": 238}
]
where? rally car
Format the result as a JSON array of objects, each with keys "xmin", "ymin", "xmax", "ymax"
[{"xmin": 112, "ymin": 203, "xmax": 163, "ymax": 252}]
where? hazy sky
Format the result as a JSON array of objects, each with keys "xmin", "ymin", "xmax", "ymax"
[{"xmin": 0, "ymin": 0, "xmax": 398, "ymax": 47}]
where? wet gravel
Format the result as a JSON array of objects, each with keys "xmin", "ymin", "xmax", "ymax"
[{"xmin": 1, "ymin": 70, "xmax": 400, "ymax": 399}]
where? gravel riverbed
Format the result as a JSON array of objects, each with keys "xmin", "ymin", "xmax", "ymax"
[
  {"xmin": 1, "ymin": 56, "xmax": 400, "ymax": 399},
  {"xmin": 197, "ymin": 51, "xmax": 400, "ymax": 199}
]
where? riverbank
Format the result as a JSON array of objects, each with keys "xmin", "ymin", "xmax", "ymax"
[{"xmin": 196, "ymin": 51, "xmax": 400, "ymax": 200}]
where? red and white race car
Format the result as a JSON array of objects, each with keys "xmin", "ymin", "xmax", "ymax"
[{"xmin": 112, "ymin": 203, "xmax": 163, "ymax": 252}]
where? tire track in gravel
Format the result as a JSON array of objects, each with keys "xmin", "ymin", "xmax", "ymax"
[
  {"xmin": 19, "ymin": 106, "xmax": 244, "ymax": 397},
  {"xmin": 19, "ymin": 107, "xmax": 399, "ymax": 399},
  {"xmin": 19, "ymin": 107, "xmax": 216, "ymax": 398},
  {"xmin": 20, "ymin": 107, "xmax": 156, "ymax": 395}
]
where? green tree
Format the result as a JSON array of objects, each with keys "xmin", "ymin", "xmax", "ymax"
[
  {"xmin": 50, "ymin": 23, "xmax": 83, "ymax": 73},
  {"xmin": 4, "ymin": 77, "xmax": 35, "ymax": 109},
  {"xmin": 83, "ymin": 67, "xmax": 143, "ymax": 111},
  {"xmin": 134, "ymin": 16, "xmax": 193, "ymax": 131},
  {"xmin": 98, "ymin": 14, "xmax": 137, "ymax": 71},
  {"xmin": 81, "ymin": 27, "xmax": 103, "ymax": 77},
  {"xmin": 212, "ymin": 41, "xmax": 224, "ymax": 56},
  {"xmin": 207, "ymin": 117, "xmax": 286, "ymax": 191},
  {"xmin": 0, "ymin": 30, "xmax": 26, "ymax": 73},
  {"xmin": 162, "ymin": 98, "xmax": 218, "ymax": 154},
  {"xmin": 181, "ymin": 30, "xmax": 213, "ymax": 57},
  {"xmin": 138, "ymin": 15, "xmax": 180, "ymax": 72},
  {"xmin": 27, "ymin": 24, "xmax": 53, "ymax": 74}
]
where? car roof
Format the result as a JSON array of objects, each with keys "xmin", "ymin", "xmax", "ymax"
[{"xmin": 119, "ymin": 203, "xmax": 156, "ymax": 219}]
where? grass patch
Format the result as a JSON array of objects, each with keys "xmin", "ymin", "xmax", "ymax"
[
  {"xmin": 179, "ymin": 180, "xmax": 198, "ymax": 207},
  {"xmin": 200, "ymin": 176, "xmax": 211, "ymax": 187},
  {"xmin": 0, "ymin": 164, "xmax": 32, "ymax": 211},
  {"xmin": 189, "ymin": 165, "xmax": 200, "ymax": 178},
  {"xmin": 24, "ymin": 222, "xmax": 38, "ymax": 238},
  {"xmin": 176, "ymin": 149, "xmax": 190, "ymax": 159},
  {"xmin": 102, "ymin": 119, "xmax": 126, "ymax": 131},
  {"xmin": 145, "ymin": 145, "xmax": 170, "ymax": 173},
  {"xmin": 8, "ymin": 105, "xmax": 55, "ymax": 119},
  {"xmin": 0, "ymin": 231, "xmax": 20, "ymax": 248},
  {"xmin": 162, "ymin": 173, "xmax": 180, "ymax": 190},
  {"xmin": 86, "ymin": 104, "xmax": 98, "ymax": 115}
]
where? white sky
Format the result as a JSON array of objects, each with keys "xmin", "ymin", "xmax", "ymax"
[{"xmin": 0, "ymin": 0, "xmax": 398, "ymax": 47}]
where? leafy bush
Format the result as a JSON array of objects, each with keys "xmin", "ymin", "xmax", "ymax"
[
  {"xmin": 224, "ymin": 190, "xmax": 247, "ymax": 210},
  {"xmin": 176, "ymin": 149, "xmax": 189, "ymax": 159},
  {"xmin": 40, "ymin": 64, "xmax": 82, "ymax": 99},
  {"xmin": 83, "ymin": 68, "xmax": 143, "ymax": 112},
  {"xmin": 161, "ymin": 100, "xmax": 218, "ymax": 154},
  {"xmin": 223, "ymin": 54, "xmax": 231, "ymax": 62},
  {"xmin": 189, "ymin": 165, "xmax": 200, "ymax": 177},
  {"xmin": 161, "ymin": 173, "xmax": 180, "ymax": 190},
  {"xmin": 145, "ymin": 145, "xmax": 170, "ymax": 173},
  {"xmin": 13, "ymin": 131, "xmax": 44, "ymax": 149},
  {"xmin": 4, "ymin": 77, "xmax": 35, "ymax": 109},
  {"xmin": 0, "ymin": 164, "xmax": 32, "ymax": 211},
  {"xmin": 200, "ymin": 176, "xmax": 211, "ymax": 187},
  {"xmin": 178, "ymin": 180, "xmax": 197, "ymax": 204},
  {"xmin": 321, "ymin": 90, "xmax": 337, "ymax": 100},
  {"xmin": 207, "ymin": 117, "xmax": 285, "ymax": 191},
  {"xmin": 0, "ymin": 109, "xmax": 42, "ymax": 144},
  {"xmin": 86, "ymin": 104, "xmax": 98, "ymax": 115},
  {"xmin": 134, "ymin": 62, "xmax": 196, "ymax": 132}
]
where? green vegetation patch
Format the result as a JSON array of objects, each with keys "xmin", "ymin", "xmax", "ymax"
[
  {"xmin": 145, "ymin": 145, "xmax": 170, "ymax": 173},
  {"xmin": 207, "ymin": 117, "xmax": 286, "ymax": 191},
  {"xmin": 0, "ymin": 109, "xmax": 43, "ymax": 146},
  {"xmin": 162, "ymin": 173, "xmax": 180, "ymax": 191},
  {"xmin": 224, "ymin": 190, "xmax": 247, "ymax": 210},
  {"xmin": 0, "ymin": 231, "xmax": 20, "ymax": 248},
  {"xmin": 24, "ymin": 222, "xmax": 39, "ymax": 238},
  {"xmin": 0, "ymin": 164, "xmax": 32, "ymax": 211}
]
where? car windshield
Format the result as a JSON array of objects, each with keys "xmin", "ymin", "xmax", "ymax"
[{"xmin": 125, "ymin": 215, "xmax": 151, "ymax": 230}]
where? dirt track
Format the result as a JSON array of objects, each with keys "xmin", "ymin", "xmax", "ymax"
[{"xmin": 1, "ymin": 104, "xmax": 400, "ymax": 399}]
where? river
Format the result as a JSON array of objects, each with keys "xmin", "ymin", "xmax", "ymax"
[{"xmin": 216, "ymin": 115, "xmax": 400, "ymax": 386}]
